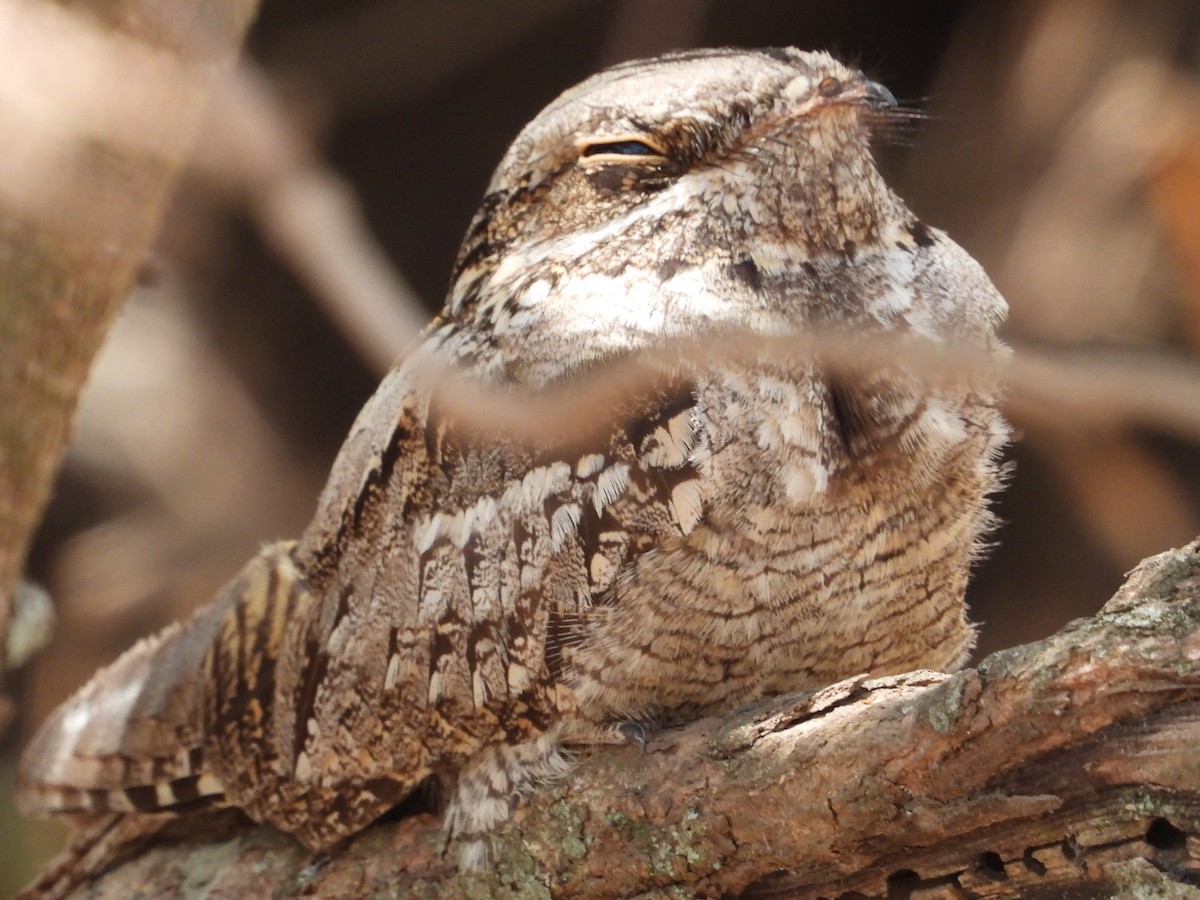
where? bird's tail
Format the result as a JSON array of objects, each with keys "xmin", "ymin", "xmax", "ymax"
[{"xmin": 15, "ymin": 541, "xmax": 300, "ymax": 820}]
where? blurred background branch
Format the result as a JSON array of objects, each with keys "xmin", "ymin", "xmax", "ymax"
[
  {"xmin": 0, "ymin": 0, "xmax": 260, "ymax": 719},
  {"xmin": 0, "ymin": 0, "xmax": 260, "ymax": 880}
]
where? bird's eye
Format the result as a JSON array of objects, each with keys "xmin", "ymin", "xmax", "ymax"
[
  {"xmin": 581, "ymin": 138, "xmax": 665, "ymax": 159},
  {"xmin": 817, "ymin": 77, "xmax": 843, "ymax": 98}
]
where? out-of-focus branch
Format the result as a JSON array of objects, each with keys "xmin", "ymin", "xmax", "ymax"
[
  {"xmin": 1003, "ymin": 342, "xmax": 1200, "ymax": 441},
  {"xmin": 892, "ymin": 1, "xmax": 1200, "ymax": 592},
  {"xmin": 193, "ymin": 64, "xmax": 428, "ymax": 374},
  {"xmin": 188, "ymin": 0, "xmax": 715, "ymax": 377},
  {"xmin": 0, "ymin": 0, "xmax": 260, "ymax": 686},
  {"xmin": 1150, "ymin": 127, "xmax": 1200, "ymax": 352},
  {"xmin": 1033, "ymin": 427, "xmax": 1200, "ymax": 568}
]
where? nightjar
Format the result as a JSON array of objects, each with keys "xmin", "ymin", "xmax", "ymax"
[{"xmin": 18, "ymin": 48, "xmax": 1009, "ymax": 866}]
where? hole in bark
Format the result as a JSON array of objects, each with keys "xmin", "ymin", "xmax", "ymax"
[
  {"xmin": 1023, "ymin": 847, "xmax": 1047, "ymax": 876},
  {"xmin": 739, "ymin": 870, "xmax": 800, "ymax": 897},
  {"xmin": 1061, "ymin": 835, "xmax": 1080, "ymax": 861},
  {"xmin": 978, "ymin": 851, "xmax": 1007, "ymax": 879},
  {"xmin": 885, "ymin": 869, "xmax": 921, "ymax": 897},
  {"xmin": 1146, "ymin": 818, "xmax": 1188, "ymax": 851}
]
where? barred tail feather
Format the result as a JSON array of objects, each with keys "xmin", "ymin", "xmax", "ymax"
[
  {"xmin": 16, "ymin": 541, "xmax": 299, "ymax": 820},
  {"xmin": 16, "ymin": 623, "xmax": 223, "ymax": 817}
]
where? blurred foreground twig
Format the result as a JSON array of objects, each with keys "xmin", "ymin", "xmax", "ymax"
[{"xmin": 404, "ymin": 326, "xmax": 1200, "ymax": 450}]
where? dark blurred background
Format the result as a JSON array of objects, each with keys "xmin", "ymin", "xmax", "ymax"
[{"xmin": 6, "ymin": 0, "xmax": 1200, "ymax": 887}]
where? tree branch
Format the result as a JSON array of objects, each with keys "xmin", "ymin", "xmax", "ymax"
[
  {"xmin": 0, "ymin": 0, "xmax": 260, "ymax": 696},
  {"xmin": 22, "ymin": 538, "xmax": 1200, "ymax": 898}
]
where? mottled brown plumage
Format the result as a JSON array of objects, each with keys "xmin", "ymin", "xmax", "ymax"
[{"xmin": 18, "ymin": 48, "xmax": 1009, "ymax": 866}]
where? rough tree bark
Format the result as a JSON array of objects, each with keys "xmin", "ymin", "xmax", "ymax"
[
  {"xmin": 0, "ymin": 0, "xmax": 260, "ymax": 728},
  {"xmin": 19, "ymin": 538, "xmax": 1200, "ymax": 898}
]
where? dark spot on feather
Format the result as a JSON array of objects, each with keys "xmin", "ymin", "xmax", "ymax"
[
  {"xmin": 233, "ymin": 591, "xmax": 248, "ymax": 690},
  {"xmin": 512, "ymin": 519, "xmax": 534, "ymax": 562},
  {"xmin": 361, "ymin": 777, "xmax": 407, "ymax": 806},
  {"xmin": 506, "ymin": 612, "xmax": 528, "ymax": 648},
  {"xmin": 828, "ymin": 380, "xmax": 881, "ymax": 458},
  {"xmin": 586, "ymin": 165, "xmax": 635, "ymax": 194},
  {"xmin": 375, "ymin": 424, "xmax": 410, "ymax": 492},
  {"xmin": 208, "ymin": 626, "xmax": 228, "ymax": 710},
  {"xmin": 461, "ymin": 532, "xmax": 484, "ymax": 594},
  {"xmin": 429, "ymin": 619, "xmax": 458, "ymax": 671},
  {"xmin": 576, "ymin": 507, "xmax": 603, "ymax": 588},
  {"xmin": 730, "ymin": 255, "xmax": 761, "ymax": 291},
  {"xmin": 625, "ymin": 386, "xmax": 696, "ymax": 453},
  {"xmin": 658, "ymin": 258, "xmax": 686, "ymax": 280},
  {"xmin": 453, "ymin": 238, "xmax": 503, "ymax": 280},
  {"xmin": 292, "ymin": 648, "xmax": 329, "ymax": 762},
  {"xmin": 245, "ymin": 569, "xmax": 285, "ymax": 712},
  {"xmin": 465, "ymin": 620, "xmax": 496, "ymax": 693},
  {"xmin": 351, "ymin": 422, "xmax": 412, "ymax": 530},
  {"xmin": 908, "ymin": 219, "xmax": 936, "ymax": 248}
]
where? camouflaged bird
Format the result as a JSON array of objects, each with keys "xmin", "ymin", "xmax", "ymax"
[{"xmin": 18, "ymin": 48, "xmax": 1009, "ymax": 866}]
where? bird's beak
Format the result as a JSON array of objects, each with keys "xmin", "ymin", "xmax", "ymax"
[{"xmin": 852, "ymin": 79, "xmax": 898, "ymax": 112}]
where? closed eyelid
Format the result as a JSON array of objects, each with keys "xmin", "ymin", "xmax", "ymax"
[{"xmin": 578, "ymin": 134, "xmax": 668, "ymax": 159}]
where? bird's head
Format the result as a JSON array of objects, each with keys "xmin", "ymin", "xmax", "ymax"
[{"xmin": 444, "ymin": 49, "xmax": 914, "ymax": 377}]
